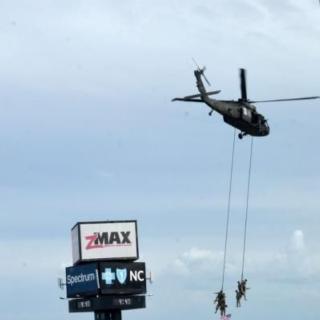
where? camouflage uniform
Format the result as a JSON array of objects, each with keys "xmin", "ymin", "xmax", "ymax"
[
  {"xmin": 220, "ymin": 300, "xmax": 227, "ymax": 316},
  {"xmin": 235, "ymin": 290, "xmax": 241, "ymax": 307},
  {"xmin": 240, "ymin": 279, "xmax": 248, "ymax": 300},
  {"xmin": 214, "ymin": 290, "xmax": 227, "ymax": 316}
]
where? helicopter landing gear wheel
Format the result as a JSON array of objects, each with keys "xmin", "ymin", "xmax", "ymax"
[{"xmin": 238, "ymin": 132, "xmax": 247, "ymax": 139}]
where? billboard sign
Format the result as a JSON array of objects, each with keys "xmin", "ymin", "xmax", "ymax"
[
  {"xmin": 69, "ymin": 295, "xmax": 146, "ymax": 312},
  {"xmin": 66, "ymin": 263, "xmax": 100, "ymax": 298},
  {"xmin": 72, "ymin": 220, "xmax": 139, "ymax": 265},
  {"xmin": 99, "ymin": 262, "xmax": 146, "ymax": 295}
]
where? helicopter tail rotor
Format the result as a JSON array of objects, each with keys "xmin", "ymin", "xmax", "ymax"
[{"xmin": 192, "ymin": 58, "xmax": 211, "ymax": 86}]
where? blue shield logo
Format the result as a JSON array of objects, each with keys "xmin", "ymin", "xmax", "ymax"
[{"xmin": 116, "ymin": 268, "xmax": 127, "ymax": 284}]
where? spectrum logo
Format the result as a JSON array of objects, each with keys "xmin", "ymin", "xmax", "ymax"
[
  {"xmin": 85, "ymin": 231, "xmax": 131, "ymax": 250},
  {"xmin": 67, "ymin": 272, "xmax": 96, "ymax": 286}
]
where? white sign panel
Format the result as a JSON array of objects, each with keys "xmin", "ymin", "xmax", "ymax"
[
  {"xmin": 71, "ymin": 224, "xmax": 80, "ymax": 263},
  {"xmin": 72, "ymin": 221, "xmax": 138, "ymax": 264}
]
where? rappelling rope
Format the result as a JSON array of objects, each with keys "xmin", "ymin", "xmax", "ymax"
[
  {"xmin": 241, "ymin": 137, "xmax": 254, "ymax": 280},
  {"xmin": 221, "ymin": 129, "xmax": 236, "ymax": 290}
]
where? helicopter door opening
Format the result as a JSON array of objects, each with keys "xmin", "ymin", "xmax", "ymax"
[{"xmin": 241, "ymin": 107, "xmax": 252, "ymax": 122}]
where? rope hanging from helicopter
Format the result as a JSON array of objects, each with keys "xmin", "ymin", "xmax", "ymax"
[
  {"xmin": 221, "ymin": 134, "xmax": 254, "ymax": 290},
  {"xmin": 221, "ymin": 129, "xmax": 237, "ymax": 291},
  {"xmin": 240, "ymin": 137, "xmax": 254, "ymax": 281},
  {"xmin": 214, "ymin": 132, "xmax": 255, "ymax": 317}
]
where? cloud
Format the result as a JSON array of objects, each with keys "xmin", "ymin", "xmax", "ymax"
[
  {"xmin": 163, "ymin": 229, "xmax": 320, "ymax": 289},
  {"xmin": 289, "ymin": 229, "xmax": 305, "ymax": 252},
  {"xmin": 172, "ymin": 247, "xmax": 224, "ymax": 277},
  {"xmin": 1, "ymin": 0, "xmax": 318, "ymax": 96}
]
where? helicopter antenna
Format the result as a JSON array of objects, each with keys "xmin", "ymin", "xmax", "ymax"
[{"xmin": 191, "ymin": 58, "xmax": 211, "ymax": 86}]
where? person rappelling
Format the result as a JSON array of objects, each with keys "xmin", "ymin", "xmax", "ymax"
[
  {"xmin": 235, "ymin": 278, "xmax": 249, "ymax": 306},
  {"xmin": 235, "ymin": 289, "xmax": 242, "ymax": 307},
  {"xmin": 240, "ymin": 279, "xmax": 249, "ymax": 300},
  {"xmin": 214, "ymin": 290, "xmax": 228, "ymax": 316}
]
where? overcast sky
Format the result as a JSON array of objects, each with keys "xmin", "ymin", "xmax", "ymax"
[{"xmin": 0, "ymin": 1, "xmax": 319, "ymax": 320}]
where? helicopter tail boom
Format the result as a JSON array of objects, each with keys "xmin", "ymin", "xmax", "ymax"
[{"xmin": 171, "ymin": 90, "xmax": 220, "ymax": 103}]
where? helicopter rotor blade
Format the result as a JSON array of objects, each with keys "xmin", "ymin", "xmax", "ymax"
[
  {"xmin": 240, "ymin": 68, "xmax": 248, "ymax": 101},
  {"xmin": 202, "ymin": 73, "xmax": 211, "ymax": 86},
  {"xmin": 250, "ymin": 96, "xmax": 320, "ymax": 103},
  {"xmin": 192, "ymin": 57, "xmax": 201, "ymax": 71}
]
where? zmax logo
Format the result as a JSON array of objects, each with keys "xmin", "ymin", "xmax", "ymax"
[{"xmin": 85, "ymin": 231, "xmax": 131, "ymax": 250}]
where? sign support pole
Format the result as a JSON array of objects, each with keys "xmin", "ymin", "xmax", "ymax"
[{"xmin": 94, "ymin": 310, "xmax": 122, "ymax": 320}]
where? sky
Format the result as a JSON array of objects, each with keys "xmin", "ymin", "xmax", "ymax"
[{"xmin": 0, "ymin": 0, "xmax": 319, "ymax": 319}]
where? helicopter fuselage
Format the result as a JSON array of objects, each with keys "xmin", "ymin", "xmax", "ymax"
[{"xmin": 203, "ymin": 97, "xmax": 270, "ymax": 137}]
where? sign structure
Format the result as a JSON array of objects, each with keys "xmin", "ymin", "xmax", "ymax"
[
  {"xmin": 67, "ymin": 220, "xmax": 147, "ymax": 318},
  {"xmin": 72, "ymin": 220, "xmax": 139, "ymax": 265},
  {"xmin": 69, "ymin": 295, "xmax": 146, "ymax": 312},
  {"xmin": 99, "ymin": 262, "xmax": 146, "ymax": 295},
  {"xmin": 66, "ymin": 263, "xmax": 100, "ymax": 298}
]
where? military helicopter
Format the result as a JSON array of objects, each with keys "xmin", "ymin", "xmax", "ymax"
[{"xmin": 172, "ymin": 64, "xmax": 320, "ymax": 139}]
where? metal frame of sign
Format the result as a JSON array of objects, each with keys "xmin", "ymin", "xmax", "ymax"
[{"xmin": 71, "ymin": 220, "xmax": 139, "ymax": 265}]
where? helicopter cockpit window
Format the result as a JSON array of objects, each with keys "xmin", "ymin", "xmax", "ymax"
[{"xmin": 252, "ymin": 113, "xmax": 259, "ymax": 124}]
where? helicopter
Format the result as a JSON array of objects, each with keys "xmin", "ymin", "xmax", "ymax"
[{"xmin": 172, "ymin": 65, "xmax": 320, "ymax": 139}]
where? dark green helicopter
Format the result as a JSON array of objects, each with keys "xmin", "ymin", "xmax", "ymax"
[{"xmin": 172, "ymin": 65, "xmax": 320, "ymax": 139}]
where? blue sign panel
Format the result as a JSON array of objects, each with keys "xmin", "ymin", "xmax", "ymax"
[{"xmin": 66, "ymin": 263, "xmax": 99, "ymax": 298}]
